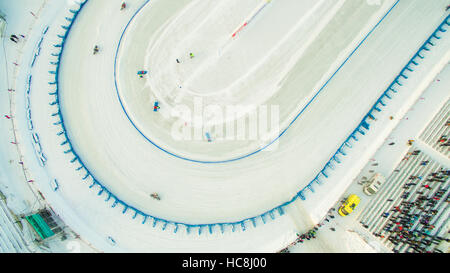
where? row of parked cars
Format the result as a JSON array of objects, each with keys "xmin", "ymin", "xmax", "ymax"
[{"xmin": 338, "ymin": 173, "xmax": 386, "ymax": 216}]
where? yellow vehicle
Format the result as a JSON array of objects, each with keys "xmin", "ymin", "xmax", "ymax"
[{"xmin": 338, "ymin": 194, "xmax": 360, "ymax": 216}]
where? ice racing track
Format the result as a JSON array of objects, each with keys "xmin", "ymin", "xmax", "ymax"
[{"xmin": 25, "ymin": 0, "xmax": 449, "ymax": 251}]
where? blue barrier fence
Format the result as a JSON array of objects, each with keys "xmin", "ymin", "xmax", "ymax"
[{"xmin": 48, "ymin": 0, "xmax": 450, "ymax": 235}]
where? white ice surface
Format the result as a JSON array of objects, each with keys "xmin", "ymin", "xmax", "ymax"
[
  {"xmin": 0, "ymin": 0, "xmax": 449, "ymax": 252},
  {"xmin": 58, "ymin": 0, "xmax": 448, "ymax": 223}
]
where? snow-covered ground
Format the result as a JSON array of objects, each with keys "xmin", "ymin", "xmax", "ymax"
[
  {"xmin": 291, "ymin": 57, "xmax": 450, "ymax": 254},
  {"xmin": 0, "ymin": 0, "xmax": 449, "ymax": 252}
]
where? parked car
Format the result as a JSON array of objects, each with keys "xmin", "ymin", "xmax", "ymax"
[
  {"xmin": 363, "ymin": 173, "xmax": 385, "ymax": 196},
  {"xmin": 338, "ymin": 194, "xmax": 360, "ymax": 216}
]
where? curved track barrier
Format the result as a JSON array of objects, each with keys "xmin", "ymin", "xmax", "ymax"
[{"xmin": 46, "ymin": 0, "xmax": 449, "ymax": 235}]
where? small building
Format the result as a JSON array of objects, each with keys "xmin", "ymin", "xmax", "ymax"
[{"xmin": 25, "ymin": 209, "xmax": 63, "ymax": 240}]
